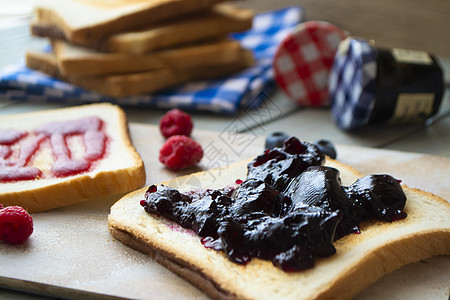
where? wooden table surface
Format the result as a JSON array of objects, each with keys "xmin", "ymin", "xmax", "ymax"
[{"xmin": 0, "ymin": 0, "xmax": 449, "ymax": 299}]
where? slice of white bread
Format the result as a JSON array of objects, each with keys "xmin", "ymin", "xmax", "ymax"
[
  {"xmin": 108, "ymin": 158, "xmax": 450, "ymax": 300},
  {"xmin": 0, "ymin": 103, "xmax": 145, "ymax": 213},
  {"xmin": 52, "ymin": 38, "xmax": 249, "ymax": 76},
  {"xmin": 32, "ymin": 0, "xmax": 225, "ymax": 46},
  {"xmin": 25, "ymin": 50, "xmax": 182, "ymax": 96},
  {"xmin": 25, "ymin": 47, "xmax": 254, "ymax": 97},
  {"xmin": 34, "ymin": 4, "xmax": 253, "ymax": 54},
  {"xmin": 104, "ymin": 3, "xmax": 253, "ymax": 54}
]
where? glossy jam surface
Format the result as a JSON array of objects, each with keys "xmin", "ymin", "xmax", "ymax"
[
  {"xmin": 141, "ymin": 137, "xmax": 407, "ymax": 271},
  {"xmin": 0, "ymin": 117, "xmax": 107, "ymax": 182}
]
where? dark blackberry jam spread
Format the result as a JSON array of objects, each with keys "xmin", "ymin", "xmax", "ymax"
[{"xmin": 141, "ymin": 137, "xmax": 407, "ymax": 272}]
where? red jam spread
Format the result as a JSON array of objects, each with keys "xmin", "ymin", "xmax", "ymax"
[
  {"xmin": 141, "ymin": 137, "xmax": 407, "ymax": 272},
  {"xmin": 0, "ymin": 117, "xmax": 107, "ymax": 182},
  {"xmin": 0, "ymin": 129, "xmax": 28, "ymax": 145}
]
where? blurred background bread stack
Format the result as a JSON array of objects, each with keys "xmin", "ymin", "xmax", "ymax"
[{"xmin": 26, "ymin": 0, "xmax": 254, "ymax": 97}]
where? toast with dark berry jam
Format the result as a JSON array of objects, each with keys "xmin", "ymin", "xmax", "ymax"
[
  {"xmin": 108, "ymin": 139, "xmax": 450, "ymax": 300},
  {"xmin": 0, "ymin": 103, "xmax": 145, "ymax": 212}
]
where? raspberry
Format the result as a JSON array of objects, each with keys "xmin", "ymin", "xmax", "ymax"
[
  {"xmin": 159, "ymin": 135, "xmax": 203, "ymax": 170},
  {"xmin": 159, "ymin": 109, "xmax": 193, "ymax": 139},
  {"xmin": 0, "ymin": 205, "xmax": 33, "ymax": 245}
]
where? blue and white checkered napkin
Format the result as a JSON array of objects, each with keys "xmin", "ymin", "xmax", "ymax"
[{"xmin": 0, "ymin": 7, "xmax": 304, "ymax": 115}]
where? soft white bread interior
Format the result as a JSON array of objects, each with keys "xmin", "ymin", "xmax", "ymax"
[
  {"xmin": 32, "ymin": 0, "xmax": 225, "ymax": 45},
  {"xmin": 26, "ymin": 50, "xmax": 61, "ymax": 78},
  {"xmin": 108, "ymin": 158, "xmax": 450, "ymax": 300},
  {"xmin": 1, "ymin": 103, "xmax": 145, "ymax": 213},
  {"xmin": 26, "ymin": 47, "xmax": 254, "ymax": 97}
]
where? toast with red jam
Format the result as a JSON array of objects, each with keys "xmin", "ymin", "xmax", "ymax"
[
  {"xmin": 108, "ymin": 139, "xmax": 450, "ymax": 300},
  {"xmin": 0, "ymin": 103, "xmax": 145, "ymax": 212}
]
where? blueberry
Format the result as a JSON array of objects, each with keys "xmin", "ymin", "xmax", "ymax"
[
  {"xmin": 314, "ymin": 139, "xmax": 337, "ymax": 159},
  {"xmin": 265, "ymin": 132, "xmax": 290, "ymax": 149}
]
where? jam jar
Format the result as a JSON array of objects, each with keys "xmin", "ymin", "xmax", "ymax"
[{"xmin": 329, "ymin": 37, "xmax": 444, "ymax": 130}]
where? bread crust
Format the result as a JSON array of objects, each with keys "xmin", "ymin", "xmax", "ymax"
[
  {"xmin": 0, "ymin": 103, "xmax": 145, "ymax": 212},
  {"xmin": 108, "ymin": 159, "xmax": 450, "ymax": 300},
  {"xmin": 109, "ymin": 226, "xmax": 239, "ymax": 300}
]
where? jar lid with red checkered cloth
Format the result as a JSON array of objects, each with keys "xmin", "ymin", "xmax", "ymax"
[{"xmin": 273, "ymin": 21, "xmax": 347, "ymax": 107}]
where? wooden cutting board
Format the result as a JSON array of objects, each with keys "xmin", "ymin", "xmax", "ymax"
[{"xmin": 0, "ymin": 123, "xmax": 449, "ymax": 299}]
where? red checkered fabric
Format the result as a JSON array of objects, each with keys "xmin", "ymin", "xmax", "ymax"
[{"xmin": 273, "ymin": 21, "xmax": 347, "ymax": 107}]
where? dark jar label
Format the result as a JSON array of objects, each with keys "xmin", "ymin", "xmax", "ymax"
[
  {"xmin": 389, "ymin": 93, "xmax": 435, "ymax": 124},
  {"xmin": 369, "ymin": 47, "xmax": 444, "ymax": 125},
  {"xmin": 391, "ymin": 48, "xmax": 433, "ymax": 65}
]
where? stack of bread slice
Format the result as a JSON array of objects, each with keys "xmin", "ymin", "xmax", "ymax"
[{"xmin": 26, "ymin": 0, "xmax": 254, "ymax": 97}]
